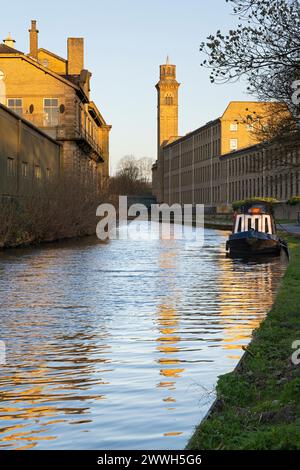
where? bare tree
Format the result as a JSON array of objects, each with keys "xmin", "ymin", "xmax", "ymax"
[
  {"xmin": 117, "ymin": 155, "xmax": 140, "ymax": 181},
  {"xmin": 136, "ymin": 157, "xmax": 153, "ymax": 183},
  {"xmin": 200, "ymin": 0, "xmax": 300, "ymax": 168},
  {"xmin": 108, "ymin": 155, "xmax": 153, "ymax": 197}
]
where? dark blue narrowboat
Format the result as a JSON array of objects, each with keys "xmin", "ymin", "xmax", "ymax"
[{"xmin": 226, "ymin": 202, "xmax": 288, "ymax": 257}]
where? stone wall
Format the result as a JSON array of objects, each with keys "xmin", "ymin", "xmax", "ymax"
[{"xmin": 0, "ymin": 104, "xmax": 61, "ymax": 198}]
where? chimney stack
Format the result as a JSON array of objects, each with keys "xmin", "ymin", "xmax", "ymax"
[
  {"xmin": 29, "ymin": 20, "xmax": 39, "ymax": 59},
  {"xmin": 67, "ymin": 38, "xmax": 84, "ymax": 75},
  {"xmin": 3, "ymin": 33, "xmax": 16, "ymax": 49}
]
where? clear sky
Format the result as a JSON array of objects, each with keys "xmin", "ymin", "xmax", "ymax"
[{"xmin": 1, "ymin": 0, "xmax": 252, "ymax": 173}]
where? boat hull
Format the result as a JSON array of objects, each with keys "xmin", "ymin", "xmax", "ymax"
[{"xmin": 226, "ymin": 230, "xmax": 281, "ymax": 256}]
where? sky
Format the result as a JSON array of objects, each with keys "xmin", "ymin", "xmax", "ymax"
[{"xmin": 1, "ymin": 0, "xmax": 252, "ymax": 173}]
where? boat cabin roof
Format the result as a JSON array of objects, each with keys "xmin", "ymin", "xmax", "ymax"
[{"xmin": 237, "ymin": 202, "xmax": 273, "ymax": 215}]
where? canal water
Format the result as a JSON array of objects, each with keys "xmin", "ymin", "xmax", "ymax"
[{"xmin": 0, "ymin": 223, "xmax": 287, "ymax": 449}]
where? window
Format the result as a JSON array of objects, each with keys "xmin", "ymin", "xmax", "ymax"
[
  {"xmin": 34, "ymin": 165, "xmax": 41, "ymax": 179},
  {"xmin": 164, "ymin": 94, "xmax": 173, "ymax": 105},
  {"xmin": 43, "ymin": 98, "xmax": 59, "ymax": 126},
  {"xmin": 7, "ymin": 157, "xmax": 15, "ymax": 176},
  {"xmin": 21, "ymin": 161, "xmax": 28, "ymax": 177},
  {"xmin": 7, "ymin": 98, "xmax": 23, "ymax": 116},
  {"xmin": 230, "ymin": 139, "xmax": 238, "ymax": 151},
  {"xmin": 230, "ymin": 123, "xmax": 238, "ymax": 131}
]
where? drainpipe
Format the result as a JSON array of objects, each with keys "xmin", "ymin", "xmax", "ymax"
[
  {"xmin": 179, "ymin": 142, "xmax": 182, "ymax": 206},
  {"xmin": 169, "ymin": 147, "xmax": 171, "ymax": 205},
  {"xmin": 16, "ymin": 119, "xmax": 21, "ymax": 196},
  {"xmin": 226, "ymin": 159, "xmax": 229, "ymax": 205},
  {"xmin": 210, "ymin": 127, "xmax": 213, "ymax": 207},
  {"xmin": 192, "ymin": 135, "xmax": 195, "ymax": 206}
]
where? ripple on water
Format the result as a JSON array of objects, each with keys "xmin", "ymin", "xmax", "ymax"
[{"xmin": 0, "ymin": 225, "xmax": 287, "ymax": 449}]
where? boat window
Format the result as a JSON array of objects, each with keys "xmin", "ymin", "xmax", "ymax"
[
  {"xmin": 255, "ymin": 218, "xmax": 259, "ymax": 231},
  {"xmin": 265, "ymin": 217, "xmax": 269, "ymax": 234},
  {"xmin": 237, "ymin": 217, "xmax": 242, "ymax": 232},
  {"xmin": 234, "ymin": 215, "xmax": 243, "ymax": 233},
  {"xmin": 263, "ymin": 215, "xmax": 272, "ymax": 234},
  {"xmin": 248, "ymin": 218, "xmax": 252, "ymax": 230}
]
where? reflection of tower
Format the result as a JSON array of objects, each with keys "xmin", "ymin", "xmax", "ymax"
[
  {"xmin": 156, "ymin": 56, "xmax": 180, "ymax": 157},
  {"xmin": 156, "ymin": 250, "xmax": 184, "ymax": 402}
]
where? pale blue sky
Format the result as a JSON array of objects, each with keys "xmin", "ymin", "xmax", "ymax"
[{"xmin": 1, "ymin": 0, "xmax": 251, "ymax": 172}]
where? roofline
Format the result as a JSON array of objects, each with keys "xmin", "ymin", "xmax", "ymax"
[
  {"xmin": 220, "ymin": 100, "xmax": 276, "ymax": 119},
  {"xmin": 163, "ymin": 118, "xmax": 220, "ymax": 149},
  {"xmin": 89, "ymin": 101, "xmax": 112, "ymax": 129},
  {"xmin": 0, "ymin": 54, "xmax": 80, "ymax": 91},
  {"xmin": 37, "ymin": 48, "xmax": 67, "ymax": 63},
  {"xmin": 220, "ymin": 142, "xmax": 267, "ymax": 159},
  {"xmin": 0, "ymin": 103, "xmax": 62, "ymax": 147}
]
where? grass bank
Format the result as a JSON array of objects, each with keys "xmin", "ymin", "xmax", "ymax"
[{"xmin": 187, "ymin": 235, "xmax": 300, "ymax": 450}]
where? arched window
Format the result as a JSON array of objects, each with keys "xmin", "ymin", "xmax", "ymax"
[
  {"xmin": 0, "ymin": 70, "xmax": 6, "ymax": 105},
  {"xmin": 164, "ymin": 94, "xmax": 173, "ymax": 105}
]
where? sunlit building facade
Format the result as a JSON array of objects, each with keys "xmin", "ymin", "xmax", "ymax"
[
  {"xmin": 0, "ymin": 21, "xmax": 111, "ymax": 196},
  {"xmin": 152, "ymin": 60, "xmax": 300, "ymax": 207}
]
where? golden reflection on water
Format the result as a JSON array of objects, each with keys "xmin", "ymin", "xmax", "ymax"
[
  {"xmin": 0, "ymin": 330, "xmax": 110, "ymax": 449},
  {"xmin": 218, "ymin": 252, "xmax": 282, "ymax": 359},
  {"xmin": 156, "ymin": 249, "xmax": 185, "ymax": 408},
  {"xmin": 0, "ymin": 229, "xmax": 287, "ymax": 449}
]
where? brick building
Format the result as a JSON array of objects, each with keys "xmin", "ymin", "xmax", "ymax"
[
  {"xmin": 0, "ymin": 103, "xmax": 61, "ymax": 197},
  {"xmin": 152, "ymin": 60, "xmax": 299, "ymax": 208},
  {"xmin": 0, "ymin": 21, "xmax": 111, "ymax": 197}
]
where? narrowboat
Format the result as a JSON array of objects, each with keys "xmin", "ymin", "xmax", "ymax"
[{"xmin": 226, "ymin": 202, "xmax": 288, "ymax": 257}]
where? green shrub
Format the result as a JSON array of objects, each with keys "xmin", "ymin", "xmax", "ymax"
[
  {"xmin": 232, "ymin": 197, "xmax": 279, "ymax": 211},
  {"xmin": 286, "ymin": 196, "xmax": 300, "ymax": 206}
]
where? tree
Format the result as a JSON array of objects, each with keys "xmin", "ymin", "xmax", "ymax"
[
  {"xmin": 117, "ymin": 155, "xmax": 140, "ymax": 182},
  {"xmin": 200, "ymin": 0, "xmax": 300, "ymax": 168},
  {"xmin": 109, "ymin": 155, "xmax": 154, "ymax": 197},
  {"xmin": 136, "ymin": 157, "xmax": 153, "ymax": 183}
]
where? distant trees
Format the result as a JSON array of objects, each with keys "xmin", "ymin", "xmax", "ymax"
[
  {"xmin": 200, "ymin": 0, "xmax": 300, "ymax": 170},
  {"xmin": 109, "ymin": 155, "xmax": 154, "ymax": 197}
]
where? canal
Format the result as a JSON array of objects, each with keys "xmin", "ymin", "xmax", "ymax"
[{"xmin": 0, "ymin": 223, "xmax": 287, "ymax": 449}]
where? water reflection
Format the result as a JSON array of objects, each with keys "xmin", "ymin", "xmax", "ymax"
[
  {"xmin": 156, "ymin": 249, "xmax": 184, "ymax": 398},
  {"xmin": 0, "ymin": 225, "xmax": 287, "ymax": 449},
  {"xmin": 218, "ymin": 253, "xmax": 283, "ymax": 359}
]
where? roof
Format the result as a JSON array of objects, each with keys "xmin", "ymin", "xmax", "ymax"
[
  {"xmin": 37, "ymin": 48, "xmax": 67, "ymax": 63},
  {"xmin": 220, "ymin": 142, "xmax": 265, "ymax": 159},
  {"xmin": 163, "ymin": 118, "xmax": 220, "ymax": 150},
  {"xmin": 0, "ymin": 43, "xmax": 23, "ymax": 55},
  {"xmin": 88, "ymin": 101, "xmax": 111, "ymax": 128},
  {"xmin": 0, "ymin": 52, "xmax": 89, "ymax": 102},
  {"xmin": 62, "ymin": 74, "xmax": 81, "ymax": 86}
]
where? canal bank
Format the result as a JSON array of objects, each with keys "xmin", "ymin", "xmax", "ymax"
[{"xmin": 187, "ymin": 234, "xmax": 300, "ymax": 450}]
